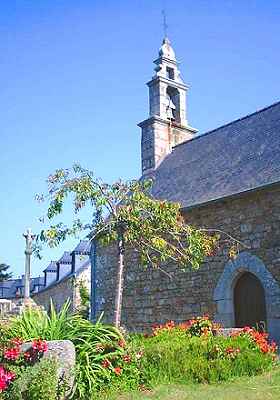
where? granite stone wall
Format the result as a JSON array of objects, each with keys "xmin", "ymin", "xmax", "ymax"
[{"xmin": 94, "ymin": 184, "xmax": 280, "ymax": 338}]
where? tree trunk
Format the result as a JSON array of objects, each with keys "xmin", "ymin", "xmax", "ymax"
[{"xmin": 114, "ymin": 231, "xmax": 125, "ymax": 328}]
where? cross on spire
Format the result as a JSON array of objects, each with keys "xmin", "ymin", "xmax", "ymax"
[{"xmin": 162, "ymin": 9, "xmax": 168, "ymax": 38}]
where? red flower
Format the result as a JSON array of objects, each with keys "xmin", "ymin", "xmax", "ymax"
[
  {"xmin": 101, "ymin": 359, "xmax": 110, "ymax": 368},
  {"xmin": 270, "ymin": 341, "xmax": 278, "ymax": 353},
  {"xmin": 201, "ymin": 327, "xmax": 210, "ymax": 336},
  {"xmin": 32, "ymin": 339, "xmax": 48, "ymax": 353},
  {"xmin": 225, "ymin": 347, "xmax": 234, "ymax": 355},
  {"xmin": 4, "ymin": 347, "xmax": 20, "ymax": 361},
  {"xmin": 165, "ymin": 321, "xmax": 175, "ymax": 330},
  {"xmin": 114, "ymin": 367, "xmax": 122, "ymax": 375},
  {"xmin": 118, "ymin": 340, "xmax": 126, "ymax": 348},
  {"xmin": 10, "ymin": 338, "xmax": 23, "ymax": 347},
  {"xmin": 242, "ymin": 326, "xmax": 252, "ymax": 334},
  {"xmin": 0, "ymin": 379, "xmax": 7, "ymax": 392},
  {"xmin": 24, "ymin": 351, "xmax": 32, "ymax": 361},
  {"xmin": 123, "ymin": 354, "xmax": 132, "ymax": 363}
]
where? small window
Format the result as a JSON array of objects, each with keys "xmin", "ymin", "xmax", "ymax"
[{"xmin": 167, "ymin": 67, "xmax": 174, "ymax": 80}]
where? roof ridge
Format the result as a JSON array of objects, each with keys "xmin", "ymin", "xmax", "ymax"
[{"xmin": 173, "ymin": 100, "xmax": 280, "ymax": 149}]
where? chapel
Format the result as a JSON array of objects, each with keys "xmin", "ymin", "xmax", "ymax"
[{"xmin": 94, "ymin": 38, "xmax": 280, "ymax": 341}]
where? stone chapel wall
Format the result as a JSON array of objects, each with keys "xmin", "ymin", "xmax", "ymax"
[{"xmin": 94, "ymin": 184, "xmax": 280, "ymax": 333}]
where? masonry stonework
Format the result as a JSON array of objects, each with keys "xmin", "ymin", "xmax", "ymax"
[
  {"xmin": 95, "ymin": 185, "xmax": 280, "ymax": 339},
  {"xmin": 32, "ymin": 276, "xmax": 74, "ymax": 312},
  {"xmin": 32, "ymin": 267, "xmax": 91, "ymax": 313}
]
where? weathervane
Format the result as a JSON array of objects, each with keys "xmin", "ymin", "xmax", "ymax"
[{"xmin": 162, "ymin": 9, "xmax": 168, "ymax": 38}]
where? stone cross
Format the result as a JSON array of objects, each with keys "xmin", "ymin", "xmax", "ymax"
[{"xmin": 23, "ymin": 228, "xmax": 35, "ymax": 299}]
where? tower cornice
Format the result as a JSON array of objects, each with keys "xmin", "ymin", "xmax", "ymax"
[
  {"xmin": 146, "ymin": 76, "xmax": 189, "ymax": 91},
  {"xmin": 153, "ymin": 56, "xmax": 178, "ymax": 66},
  {"xmin": 138, "ymin": 115, "xmax": 197, "ymax": 133}
]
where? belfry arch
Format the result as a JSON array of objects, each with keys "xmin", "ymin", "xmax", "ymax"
[
  {"xmin": 166, "ymin": 86, "xmax": 181, "ymax": 123},
  {"xmin": 214, "ymin": 252, "xmax": 280, "ymax": 341}
]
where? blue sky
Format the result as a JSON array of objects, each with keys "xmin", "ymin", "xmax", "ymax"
[{"xmin": 1, "ymin": 0, "xmax": 279, "ymax": 278}]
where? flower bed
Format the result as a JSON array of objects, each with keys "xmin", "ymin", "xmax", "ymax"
[
  {"xmin": 2, "ymin": 310, "xmax": 278, "ymax": 399},
  {"xmin": 134, "ymin": 317, "xmax": 278, "ymax": 387}
]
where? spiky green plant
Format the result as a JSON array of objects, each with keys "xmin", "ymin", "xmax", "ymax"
[
  {"xmin": 7, "ymin": 300, "xmax": 124, "ymax": 399},
  {"xmin": 8, "ymin": 299, "xmax": 73, "ymax": 340}
]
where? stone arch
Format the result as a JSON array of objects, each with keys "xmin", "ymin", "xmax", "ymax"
[
  {"xmin": 166, "ymin": 86, "xmax": 180, "ymax": 123},
  {"xmin": 214, "ymin": 251, "xmax": 280, "ymax": 342}
]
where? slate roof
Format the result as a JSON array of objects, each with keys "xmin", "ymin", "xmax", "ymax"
[
  {"xmin": 72, "ymin": 240, "xmax": 91, "ymax": 255},
  {"xmin": 0, "ymin": 279, "xmax": 20, "ymax": 298},
  {"xmin": 76, "ymin": 258, "xmax": 91, "ymax": 275},
  {"xmin": 151, "ymin": 101, "xmax": 280, "ymax": 208},
  {"xmin": 0, "ymin": 277, "xmax": 45, "ymax": 299},
  {"xmin": 58, "ymin": 251, "xmax": 72, "ymax": 264},
  {"xmin": 43, "ymin": 261, "xmax": 57, "ymax": 273},
  {"xmin": 32, "ymin": 277, "xmax": 45, "ymax": 288}
]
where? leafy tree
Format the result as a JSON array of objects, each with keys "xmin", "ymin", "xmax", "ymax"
[
  {"xmin": 35, "ymin": 164, "xmax": 240, "ymax": 327},
  {"xmin": 0, "ymin": 263, "xmax": 12, "ymax": 282}
]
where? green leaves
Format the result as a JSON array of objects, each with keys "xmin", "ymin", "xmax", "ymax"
[{"xmin": 37, "ymin": 164, "xmax": 220, "ymax": 271}]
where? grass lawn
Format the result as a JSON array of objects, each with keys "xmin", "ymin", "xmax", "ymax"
[{"xmin": 114, "ymin": 367, "xmax": 280, "ymax": 400}]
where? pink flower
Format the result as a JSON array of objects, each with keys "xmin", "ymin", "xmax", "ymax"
[
  {"xmin": 0, "ymin": 366, "xmax": 16, "ymax": 392},
  {"xmin": 5, "ymin": 371, "xmax": 15, "ymax": 382}
]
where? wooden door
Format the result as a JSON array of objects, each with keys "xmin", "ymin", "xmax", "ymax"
[{"xmin": 234, "ymin": 272, "xmax": 267, "ymax": 330}]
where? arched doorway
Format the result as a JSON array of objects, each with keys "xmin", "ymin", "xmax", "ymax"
[{"xmin": 234, "ymin": 272, "xmax": 267, "ymax": 329}]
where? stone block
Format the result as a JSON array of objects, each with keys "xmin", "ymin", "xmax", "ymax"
[{"xmin": 21, "ymin": 340, "xmax": 75, "ymax": 396}]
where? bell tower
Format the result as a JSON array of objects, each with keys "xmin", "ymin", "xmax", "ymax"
[{"xmin": 139, "ymin": 37, "xmax": 197, "ymax": 175}]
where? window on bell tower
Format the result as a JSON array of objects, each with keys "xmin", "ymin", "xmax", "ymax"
[{"xmin": 166, "ymin": 67, "xmax": 175, "ymax": 80}]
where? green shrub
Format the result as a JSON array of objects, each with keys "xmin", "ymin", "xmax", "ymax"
[
  {"xmin": 3, "ymin": 358, "xmax": 59, "ymax": 400},
  {"xmin": 134, "ymin": 320, "xmax": 277, "ymax": 387}
]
